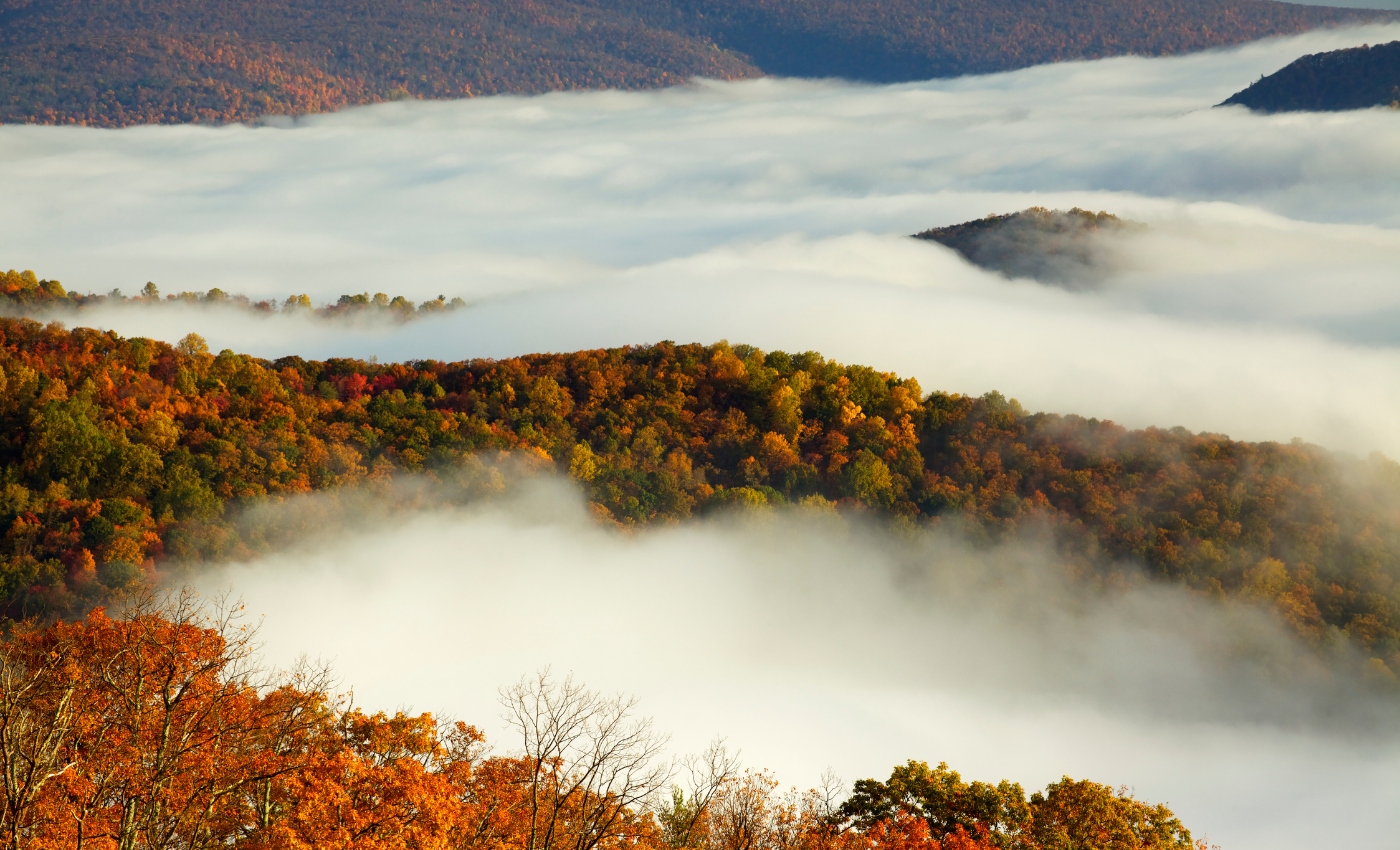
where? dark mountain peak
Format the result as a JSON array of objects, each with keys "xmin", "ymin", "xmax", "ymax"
[
  {"xmin": 914, "ymin": 207, "xmax": 1143, "ymax": 287},
  {"xmin": 1220, "ymin": 39, "xmax": 1400, "ymax": 113}
]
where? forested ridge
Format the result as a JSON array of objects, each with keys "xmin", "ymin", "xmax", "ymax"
[
  {"xmin": 1219, "ymin": 39, "xmax": 1400, "ymax": 112},
  {"xmin": 0, "ymin": 592, "xmax": 1210, "ymax": 849},
  {"xmin": 1, "ymin": 316, "xmax": 1397, "ymax": 679},
  {"xmin": 0, "ymin": 268, "xmax": 465, "ymax": 319},
  {"xmin": 913, "ymin": 208, "xmax": 1138, "ymax": 286},
  {"xmin": 0, "ymin": 0, "xmax": 1390, "ymax": 126}
]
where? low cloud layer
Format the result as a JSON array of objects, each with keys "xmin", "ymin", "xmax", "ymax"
[
  {"xmin": 5, "ymin": 26, "xmax": 1400, "ymax": 457},
  {"xmin": 195, "ymin": 477, "xmax": 1400, "ymax": 850}
]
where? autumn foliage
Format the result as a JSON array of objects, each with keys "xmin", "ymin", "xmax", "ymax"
[
  {"xmin": 0, "ymin": 0, "xmax": 1390, "ymax": 126},
  {"xmin": 0, "ymin": 316, "xmax": 1396, "ymax": 676},
  {"xmin": 0, "ymin": 594, "xmax": 1211, "ymax": 849}
]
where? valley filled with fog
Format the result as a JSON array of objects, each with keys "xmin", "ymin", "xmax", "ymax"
[
  {"xmin": 194, "ymin": 478, "xmax": 1400, "ymax": 850},
  {"xmin": 5, "ymin": 26, "xmax": 1400, "ymax": 454},
  {"xmin": 5, "ymin": 23, "xmax": 1400, "ymax": 850}
]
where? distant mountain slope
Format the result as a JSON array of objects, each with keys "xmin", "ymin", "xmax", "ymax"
[
  {"xmin": 0, "ymin": 0, "xmax": 1391, "ymax": 126},
  {"xmin": 914, "ymin": 207, "xmax": 1140, "ymax": 287},
  {"xmin": 1220, "ymin": 39, "xmax": 1400, "ymax": 112},
  {"xmin": 641, "ymin": 0, "xmax": 1391, "ymax": 81}
]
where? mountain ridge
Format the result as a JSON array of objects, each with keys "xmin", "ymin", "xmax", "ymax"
[
  {"xmin": 1220, "ymin": 38, "xmax": 1400, "ymax": 111},
  {"xmin": 0, "ymin": 314, "xmax": 1396, "ymax": 681},
  {"xmin": 0, "ymin": 0, "xmax": 1393, "ymax": 125}
]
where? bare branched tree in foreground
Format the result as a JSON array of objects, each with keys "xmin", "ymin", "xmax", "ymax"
[
  {"xmin": 654, "ymin": 738, "xmax": 742, "ymax": 849},
  {"xmin": 500, "ymin": 669, "xmax": 672, "ymax": 850}
]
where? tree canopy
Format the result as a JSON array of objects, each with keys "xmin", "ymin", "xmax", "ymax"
[{"xmin": 0, "ymin": 316, "xmax": 1396, "ymax": 678}]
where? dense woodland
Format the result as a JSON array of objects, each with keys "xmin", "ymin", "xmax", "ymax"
[
  {"xmin": 1219, "ymin": 39, "xmax": 1400, "ymax": 113},
  {"xmin": 0, "ymin": 316, "xmax": 1397, "ymax": 679},
  {"xmin": 0, "ymin": 0, "xmax": 1389, "ymax": 126},
  {"xmin": 0, "ymin": 592, "xmax": 1208, "ymax": 849},
  {"xmin": 0, "ymin": 269, "xmax": 464, "ymax": 320},
  {"xmin": 913, "ymin": 208, "xmax": 1137, "ymax": 286}
]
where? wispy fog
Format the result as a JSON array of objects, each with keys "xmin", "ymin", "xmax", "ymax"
[
  {"xmin": 5, "ymin": 25, "xmax": 1400, "ymax": 456},
  {"xmin": 195, "ymin": 477, "xmax": 1400, "ymax": 850}
]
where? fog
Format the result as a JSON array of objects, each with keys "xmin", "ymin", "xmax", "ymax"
[
  {"xmin": 194, "ymin": 476, "xmax": 1400, "ymax": 850},
  {"xmin": 5, "ymin": 25, "xmax": 1400, "ymax": 456}
]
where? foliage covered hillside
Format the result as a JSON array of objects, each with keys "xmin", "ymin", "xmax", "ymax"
[
  {"xmin": 639, "ymin": 0, "xmax": 1385, "ymax": 82},
  {"xmin": 0, "ymin": 317, "xmax": 1397, "ymax": 675},
  {"xmin": 0, "ymin": 594, "xmax": 1205, "ymax": 850},
  {"xmin": 0, "ymin": 268, "xmax": 465, "ymax": 319},
  {"xmin": 1220, "ymin": 39, "xmax": 1400, "ymax": 112},
  {"xmin": 0, "ymin": 0, "xmax": 1389, "ymax": 126},
  {"xmin": 913, "ymin": 208, "xmax": 1138, "ymax": 286}
]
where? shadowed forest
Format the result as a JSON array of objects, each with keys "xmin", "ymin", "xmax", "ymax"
[
  {"xmin": 0, "ymin": 315, "xmax": 1396, "ymax": 682},
  {"xmin": 0, "ymin": 0, "xmax": 1391, "ymax": 125},
  {"xmin": 1219, "ymin": 38, "xmax": 1400, "ymax": 112},
  {"xmin": 913, "ymin": 208, "xmax": 1139, "ymax": 287}
]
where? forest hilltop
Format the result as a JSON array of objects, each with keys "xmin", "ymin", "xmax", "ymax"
[
  {"xmin": 0, "ymin": 309, "xmax": 1397, "ymax": 682},
  {"xmin": 0, "ymin": 0, "xmax": 1392, "ymax": 126},
  {"xmin": 1220, "ymin": 39, "xmax": 1400, "ymax": 112},
  {"xmin": 913, "ymin": 208, "xmax": 1138, "ymax": 287}
]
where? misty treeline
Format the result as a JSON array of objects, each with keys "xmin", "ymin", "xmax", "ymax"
[
  {"xmin": 0, "ymin": 270, "xmax": 464, "ymax": 321},
  {"xmin": 0, "ymin": 316, "xmax": 1397, "ymax": 679},
  {"xmin": 1219, "ymin": 39, "xmax": 1400, "ymax": 113},
  {"xmin": 0, "ymin": 589, "xmax": 1209, "ymax": 850},
  {"xmin": 912, "ymin": 209, "xmax": 1140, "ymax": 287},
  {"xmin": 0, "ymin": 0, "xmax": 1387, "ymax": 127}
]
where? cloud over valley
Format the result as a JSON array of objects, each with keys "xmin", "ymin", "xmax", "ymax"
[
  {"xmin": 195, "ymin": 478, "xmax": 1400, "ymax": 850},
  {"xmin": 6, "ymin": 25, "xmax": 1400, "ymax": 454},
  {"xmin": 5, "ymin": 24, "xmax": 1400, "ymax": 850}
]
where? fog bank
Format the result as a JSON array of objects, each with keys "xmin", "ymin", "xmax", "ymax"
[
  {"xmin": 195, "ymin": 477, "xmax": 1400, "ymax": 850},
  {"xmin": 6, "ymin": 25, "xmax": 1400, "ymax": 455}
]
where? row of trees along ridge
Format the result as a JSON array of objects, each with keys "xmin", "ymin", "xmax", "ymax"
[{"xmin": 0, "ymin": 316, "xmax": 1396, "ymax": 678}]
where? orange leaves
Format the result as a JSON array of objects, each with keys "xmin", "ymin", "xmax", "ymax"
[
  {"xmin": 842, "ymin": 813, "xmax": 998, "ymax": 850},
  {"xmin": 0, "ymin": 599, "xmax": 1217, "ymax": 850},
  {"xmin": 267, "ymin": 710, "xmax": 462, "ymax": 850}
]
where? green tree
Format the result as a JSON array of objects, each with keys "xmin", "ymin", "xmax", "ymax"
[
  {"xmin": 840, "ymin": 760, "xmax": 1031, "ymax": 845},
  {"xmin": 840, "ymin": 450, "xmax": 895, "ymax": 508},
  {"xmin": 23, "ymin": 396, "xmax": 115, "ymax": 495},
  {"xmin": 1029, "ymin": 778, "xmax": 1193, "ymax": 850}
]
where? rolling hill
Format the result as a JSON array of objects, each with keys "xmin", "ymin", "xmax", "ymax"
[
  {"xmin": 1220, "ymin": 38, "xmax": 1400, "ymax": 112},
  {"xmin": 0, "ymin": 0, "xmax": 1392, "ymax": 125},
  {"xmin": 1, "ymin": 313, "xmax": 1397, "ymax": 678},
  {"xmin": 913, "ymin": 207, "xmax": 1140, "ymax": 287}
]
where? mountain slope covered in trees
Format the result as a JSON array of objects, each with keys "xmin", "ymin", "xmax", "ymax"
[
  {"xmin": 913, "ymin": 208, "xmax": 1139, "ymax": 287},
  {"xmin": 0, "ymin": 0, "xmax": 1391, "ymax": 126},
  {"xmin": 1220, "ymin": 39, "xmax": 1400, "ymax": 112},
  {"xmin": 1, "ymin": 316, "xmax": 1397, "ymax": 677}
]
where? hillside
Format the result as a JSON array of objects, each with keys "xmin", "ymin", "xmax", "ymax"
[
  {"xmin": 913, "ymin": 207, "xmax": 1139, "ymax": 286},
  {"xmin": 1220, "ymin": 39, "xmax": 1400, "ymax": 112},
  {"xmin": 1, "ymin": 315, "xmax": 1397, "ymax": 677},
  {"xmin": 0, "ymin": 0, "xmax": 1390, "ymax": 126}
]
